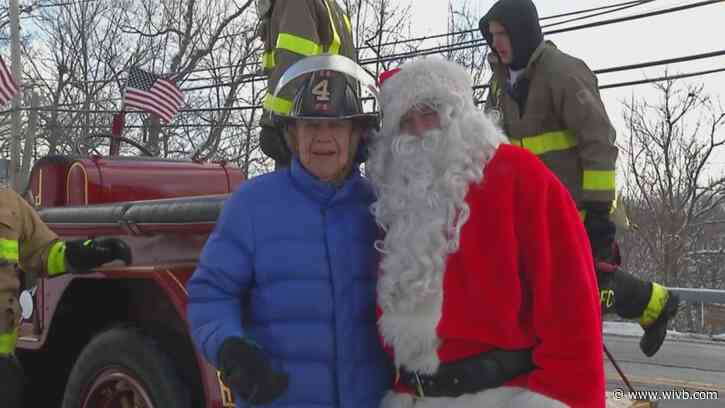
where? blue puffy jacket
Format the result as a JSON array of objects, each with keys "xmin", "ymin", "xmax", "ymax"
[{"xmin": 187, "ymin": 159, "xmax": 391, "ymax": 408}]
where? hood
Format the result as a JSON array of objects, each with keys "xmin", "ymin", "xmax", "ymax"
[{"xmin": 479, "ymin": 0, "xmax": 543, "ymax": 70}]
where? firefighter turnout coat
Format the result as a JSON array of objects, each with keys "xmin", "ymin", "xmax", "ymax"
[
  {"xmin": 0, "ymin": 188, "xmax": 64, "ymax": 356},
  {"xmin": 486, "ymin": 41, "xmax": 618, "ymax": 207},
  {"xmin": 259, "ymin": 0, "xmax": 355, "ymax": 120}
]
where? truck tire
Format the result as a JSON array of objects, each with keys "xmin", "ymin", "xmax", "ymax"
[{"xmin": 61, "ymin": 327, "xmax": 191, "ymax": 408}]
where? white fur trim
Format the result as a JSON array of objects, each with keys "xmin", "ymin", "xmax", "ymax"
[
  {"xmin": 379, "ymin": 58, "xmax": 477, "ymax": 142},
  {"xmin": 380, "ymin": 387, "xmax": 569, "ymax": 408}
]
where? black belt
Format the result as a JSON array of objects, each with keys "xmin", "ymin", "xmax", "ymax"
[{"xmin": 396, "ymin": 348, "xmax": 534, "ymax": 398}]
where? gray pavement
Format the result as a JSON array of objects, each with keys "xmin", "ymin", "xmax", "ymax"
[{"xmin": 604, "ymin": 334, "xmax": 725, "ymax": 407}]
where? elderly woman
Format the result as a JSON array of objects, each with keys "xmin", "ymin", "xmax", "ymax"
[{"xmin": 186, "ymin": 68, "xmax": 391, "ymax": 408}]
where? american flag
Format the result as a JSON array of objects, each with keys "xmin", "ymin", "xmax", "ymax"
[
  {"xmin": 123, "ymin": 67, "xmax": 184, "ymax": 123},
  {"xmin": 0, "ymin": 56, "xmax": 20, "ymax": 107}
]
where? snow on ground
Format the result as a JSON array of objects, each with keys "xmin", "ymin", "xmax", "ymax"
[
  {"xmin": 605, "ymin": 393, "xmax": 638, "ymax": 408},
  {"xmin": 603, "ymin": 321, "xmax": 646, "ymax": 337},
  {"xmin": 603, "ymin": 321, "xmax": 725, "ymax": 342}
]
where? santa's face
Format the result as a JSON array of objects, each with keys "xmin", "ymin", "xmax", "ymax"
[{"xmin": 399, "ymin": 105, "xmax": 441, "ymax": 138}]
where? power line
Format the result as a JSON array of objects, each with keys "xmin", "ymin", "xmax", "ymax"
[
  {"xmin": 371, "ymin": 0, "xmax": 653, "ymax": 48},
  {"xmin": 18, "ymin": 65, "xmax": 725, "ymax": 122},
  {"xmin": 546, "ymin": 0, "xmax": 724, "ymax": 36},
  {"xmin": 471, "ymin": 65, "xmax": 725, "ymax": 99},
  {"xmin": 18, "ymin": 0, "xmax": 716, "ymax": 88},
  {"xmin": 2, "ymin": 104, "xmax": 264, "ymax": 114},
  {"xmin": 594, "ymin": 49, "xmax": 725, "ymax": 75},
  {"xmin": 179, "ymin": 47, "xmax": 725, "ymax": 93},
  {"xmin": 5, "ymin": 64, "xmax": 724, "ymax": 116},
  {"xmin": 13, "ymin": 0, "xmax": 658, "ymax": 85},
  {"xmin": 539, "ymin": 0, "xmax": 655, "ymax": 29},
  {"xmin": 6, "ymin": 1, "xmax": 724, "ymax": 109},
  {"xmin": 599, "ymin": 66, "xmax": 725, "ymax": 89},
  {"xmin": 540, "ymin": 0, "xmax": 651, "ymax": 21},
  {"xmin": 6, "ymin": 52, "xmax": 725, "ymax": 115},
  {"xmin": 68, "ymin": 0, "xmax": 648, "ymax": 84},
  {"xmin": 361, "ymin": 0, "xmax": 725, "ymax": 65},
  {"xmin": 21, "ymin": 0, "xmax": 103, "ymax": 11},
  {"xmin": 35, "ymin": 122, "xmax": 253, "ymax": 129}
]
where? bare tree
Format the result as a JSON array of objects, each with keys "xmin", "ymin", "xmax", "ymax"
[
  {"xmin": 619, "ymin": 76, "xmax": 725, "ymax": 331},
  {"xmin": 0, "ymin": 5, "xmax": 9, "ymax": 37},
  {"xmin": 18, "ymin": 0, "xmax": 259, "ymax": 163},
  {"xmin": 9, "ymin": 0, "xmax": 419, "ymax": 178},
  {"xmin": 27, "ymin": 0, "xmax": 140, "ymax": 156},
  {"xmin": 342, "ymin": 0, "xmax": 414, "ymax": 76},
  {"xmin": 117, "ymin": 0, "xmax": 255, "ymax": 155},
  {"xmin": 446, "ymin": 0, "xmax": 489, "ymax": 103}
]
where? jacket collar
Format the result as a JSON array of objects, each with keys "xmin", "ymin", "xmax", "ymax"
[
  {"xmin": 289, "ymin": 158, "xmax": 367, "ymax": 206},
  {"xmin": 524, "ymin": 40, "xmax": 551, "ymax": 72}
]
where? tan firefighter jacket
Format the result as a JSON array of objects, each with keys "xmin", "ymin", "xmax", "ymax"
[
  {"xmin": 1, "ymin": 187, "xmax": 65, "ymax": 355},
  {"xmin": 259, "ymin": 0, "xmax": 355, "ymax": 123},
  {"xmin": 486, "ymin": 41, "xmax": 618, "ymax": 208}
]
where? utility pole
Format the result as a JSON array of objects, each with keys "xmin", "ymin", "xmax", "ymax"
[
  {"xmin": 8, "ymin": 0, "xmax": 23, "ymax": 191},
  {"xmin": 20, "ymin": 91, "xmax": 39, "ymax": 189}
]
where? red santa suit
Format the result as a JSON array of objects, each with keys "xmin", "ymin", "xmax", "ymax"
[{"xmin": 368, "ymin": 59, "xmax": 605, "ymax": 408}]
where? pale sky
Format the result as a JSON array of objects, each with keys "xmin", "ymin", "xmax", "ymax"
[{"xmin": 396, "ymin": 0, "xmax": 725, "ymax": 170}]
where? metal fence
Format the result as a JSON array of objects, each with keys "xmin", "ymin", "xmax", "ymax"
[
  {"xmin": 669, "ymin": 287, "xmax": 725, "ymax": 304},
  {"xmin": 667, "ymin": 288, "xmax": 725, "ymax": 335}
]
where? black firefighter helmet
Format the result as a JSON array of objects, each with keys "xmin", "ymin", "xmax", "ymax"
[{"xmin": 279, "ymin": 70, "xmax": 379, "ymax": 130}]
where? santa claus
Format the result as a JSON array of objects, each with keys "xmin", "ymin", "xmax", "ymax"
[{"xmin": 366, "ymin": 59, "xmax": 605, "ymax": 408}]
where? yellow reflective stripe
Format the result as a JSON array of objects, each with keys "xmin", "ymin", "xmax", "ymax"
[
  {"xmin": 343, "ymin": 14, "xmax": 352, "ymax": 33},
  {"xmin": 263, "ymin": 93, "xmax": 293, "ymax": 115},
  {"xmin": 0, "ymin": 329, "xmax": 18, "ymax": 355},
  {"xmin": 47, "ymin": 240, "xmax": 67, "ymax": 276},
  {"xmin": 511, "ymin": 130, "xmax": 577, "ymax": 156},
  {"xmin": 276, "ymin": 33, "xmax": 321, "ymax": 57},
  {"xmin": 322, "ymin": 0, "xmax": 341, "ymax": 54},
  {"xmin": 640, "ymin": 283, "xmax": 668, "ymax": 327},
  {"xmin": 583, "ymin": 169, "xmax": 615, "ymax": 191},
  {"xmin": 0, "ymin": 239, "xmax": 19, "ymax": 263},
  {"xmin": 262, "ymin": 50, "xmax": 275, "ymax": 69},
  {"xmin": 491, "ymin": 80, "xmax": 501, "ymax": 98}
]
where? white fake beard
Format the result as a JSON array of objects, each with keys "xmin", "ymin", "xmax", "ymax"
[
  {"xmin": 368, "ymin": 112, "xmax": 501, "ymax": 314},
  {"xmin": 367, "ymin": 111, "xmax": 503, "ymax": 372}
]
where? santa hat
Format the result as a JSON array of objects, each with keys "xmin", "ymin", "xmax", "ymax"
[{"xmin": 377, "ymin": 59, "xmax": 476, "ymax": 135}]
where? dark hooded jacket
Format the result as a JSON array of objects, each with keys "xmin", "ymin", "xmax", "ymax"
[
  {"xmin": 479, "ymin": 0, "xmax": 542, "ymax": 71},
  {"xmin": 480, "ymin": 0, "xmax": 618, "ymax": 208}
]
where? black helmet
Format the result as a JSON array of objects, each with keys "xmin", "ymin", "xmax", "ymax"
[{"xmin": 281, "ymin": 70, "xmax": 379, "ymax": 130}]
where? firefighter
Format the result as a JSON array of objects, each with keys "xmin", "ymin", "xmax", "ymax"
[
  {"xmin": 0, "ymin": 187, "xmax": 132, "ymax": 407},
  {"xmin": 256, "ymin": 0, "xmax": 356, "ymax": 168},
  {"xmin": 187, "ymin": 67, "xmax": 390, "ymax": 407},
  {"xmin": 480, "ymin": 0, "xmax": 680, "ymax": 357}
]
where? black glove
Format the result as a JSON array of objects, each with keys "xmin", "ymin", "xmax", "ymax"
[
  {"xmin": 582, "ymin": 201, "xmax": 616, "ymax": 262},
  {"xmin": 218, "ymin": 337, "xmax": 288, "ymax": 405},
  {"xmin": 0, "ymin": 354, "xmax": 24, "ymax": 408},
  {"xmin": 65, "ymin": 238, "xmax": 132, "ymax": 272},
  {"xmin": 260, "ymin": 125, "xmax": 291, "ymax": 167}
]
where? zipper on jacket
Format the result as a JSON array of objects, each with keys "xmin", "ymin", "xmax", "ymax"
[{"xmin": 321, "ymin": 207, "xmax": 341, "ymax": 407}]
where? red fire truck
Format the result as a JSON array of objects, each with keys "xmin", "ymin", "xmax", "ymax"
[{"xmin": 16, "ymin": 143, "xmax": 242, "ymax": 407}]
